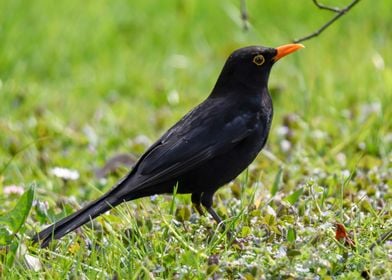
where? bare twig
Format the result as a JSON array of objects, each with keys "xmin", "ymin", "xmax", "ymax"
[
  {"xmin": 293, "ymin": 0, "xmax": 361, "ymax": 43},
  {"xmin": 240, "ymin": 0, "xmax": 249, "ymax": 31},
  {"xmin": 312, "ymin": 0, "xmax": 341, "ymax": 12}
]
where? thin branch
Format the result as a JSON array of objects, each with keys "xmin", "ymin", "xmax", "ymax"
[
  {"xmin": 312, "ymin": 0, "xmax": 341, "ymax": 12},
  {"xmin": 293, "ymin": 0, "xmax": 361, "ymax": 43},
  {"xmin": 240, "ymin": 0, "xmax": 249, "ymax": 31}
]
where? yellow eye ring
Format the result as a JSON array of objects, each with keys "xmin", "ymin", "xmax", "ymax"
[{"xmin": 253, "ymin": 54, "xmax": 265, "ymax": 66}]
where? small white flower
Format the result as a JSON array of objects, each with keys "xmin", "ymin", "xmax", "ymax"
[
  {"xmin": 295, "ymin": 263, "xmax": 309, "ymax": 273},
  {"xmin": 336, "ymin": 153, "xmax": 347, "ymax": 166},
  {"xmin": 318, "ymin": 258, "xmax": 331, "ymax": 268},
  {"xmin": 3, "ymin": 185, "xmax": 24, "ymax": 195},
  {"xmin": 275, "ymin": 246, "xmax": 287, "ymax": 258},
  {"xmin": 319, "ymin": 211, "xmax": 331, "ymax": 218},
  {"xmin": 167, "ymin": 90, "xmax": 180, "ymax": 105},
  {"xmin": 50, "ymin": 167, "xmax": 79, "ymax": 180},
  {"xmin": 168, "ymin": 54, "xmax": 189, "ymax": 69},
  {"xmin": 318, "ymin": 222, "xmax": 333, "ymax": 231},
  {"xmin": 265, "ymin": 205, "xmax": 276, "ymax": 217},
  {"xmin": 33, "ymin": 200, "xmax": 49, "ymax": 214},
  {"xmin": 312, "ymin": 129, "xmax": 326, "ymax": 139},
  {"xmin": 276, "ymin": 126, "xmax": 289, "ymax": 136},
  {"xmin": 385, "ymin": 133, "xmax": 392, "ymax": 143},
  {"xmin": 357, "ymin": 190, "xmax": 367, "ymax": 200},
  {"xmin": 372, "ymin": 52, "xmax": 385, "ymax": 70},
  {"xmin": 359, "ymin": 102, "xmax": 381, "ymax": 122},
  {"xmin": 358, "ymin": 142, "xmax": 366, "ymax": 150},
  {"xmin": 341, "ymin": 169, "xmax": 351, "ymax": 179},
  {"xmin": 280, "ymin": 139, "xmax": 291, "ymax": 152}
]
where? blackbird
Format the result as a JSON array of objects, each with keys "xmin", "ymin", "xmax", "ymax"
[{"xmin": 33, "ymin": 44, "xmax": 304, "ymax": 248}]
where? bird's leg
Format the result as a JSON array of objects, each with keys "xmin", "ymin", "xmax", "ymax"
[
  {"xmin": 200, "ymin": 192, "xmax": 225, "ymax": 229},
  {"xmin": 191, "ymin": 193, "xmax": 204, "ymax": 216},
  {"xmin": 201, "ymin": 192, "xmax": 236, "ymax": 241},
  {"xmin": 206, "ymin": 207, "xmax": 223, "ymax": 225},
  {"xmin": 193, "ymin": 193, "xmax": 237, "ymax": 242}
]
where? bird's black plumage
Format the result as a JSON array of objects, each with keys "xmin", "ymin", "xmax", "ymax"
[{"xmin": 33, "ymin": 44, "xmax": 303, "ymax": 248}]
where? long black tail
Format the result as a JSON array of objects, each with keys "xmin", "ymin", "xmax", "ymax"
[{"xmin": 32, "ymin": 177, "xmax": 133, "ymax": 248}]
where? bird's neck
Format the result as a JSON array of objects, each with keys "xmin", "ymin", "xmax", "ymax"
[
  {"xmin": 210, "ymin": 68, "xmax": 271, "ymax": 99},
  {"xmin": 209, "ymin": 78, "xmax": 270, "ymax": 100}
]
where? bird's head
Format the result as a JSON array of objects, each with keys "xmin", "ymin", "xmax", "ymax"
[{"xmin": 214, "ymin": 44, "xmax": 304, "ymax": 93}]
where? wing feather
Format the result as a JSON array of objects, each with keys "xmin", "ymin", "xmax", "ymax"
[{"xmin": 130, "ymin": 98, "xmax": 259, "ymax": 188}]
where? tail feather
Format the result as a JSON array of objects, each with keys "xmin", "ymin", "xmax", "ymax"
[{"xmin": 33, "ymin": 177, "xmax": 133, "ymax": 248}]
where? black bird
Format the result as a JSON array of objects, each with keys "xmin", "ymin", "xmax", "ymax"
[{"xmin": 33, "ymin": 44, "xmax": 304, "ymax": 248}]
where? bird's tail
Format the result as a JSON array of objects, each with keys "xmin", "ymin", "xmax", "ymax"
[{"xmin": 32, "ymin": 176, "xmax": 132, "ymax": 248}]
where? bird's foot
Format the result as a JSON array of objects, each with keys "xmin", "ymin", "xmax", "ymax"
[{"xmin": 193, "ymin": 203, "xmax": 205, "ymax": 216}]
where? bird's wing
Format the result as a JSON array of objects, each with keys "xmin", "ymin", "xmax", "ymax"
[{"xmin": 131, "ymin": 98, "xmax": 259, "ymax": 188}]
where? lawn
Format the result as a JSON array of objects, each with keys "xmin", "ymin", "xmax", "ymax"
[{"xmin": 0, "ymin": 0, "xmax": 391, "ymax": 278}]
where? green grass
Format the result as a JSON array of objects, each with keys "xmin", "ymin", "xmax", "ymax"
[{"xmin": 1, "ymin": 0, "xmax": 391, "ymax": 278}]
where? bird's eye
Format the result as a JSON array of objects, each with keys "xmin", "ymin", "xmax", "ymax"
[{"xmin": 253, "ymin": 54, "xmax": 265, "ymax": 66}]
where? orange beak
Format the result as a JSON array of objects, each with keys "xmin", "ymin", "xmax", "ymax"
[{"xmin": 273, "ymin": 43, "xmax": 305, "ymax": 62}]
